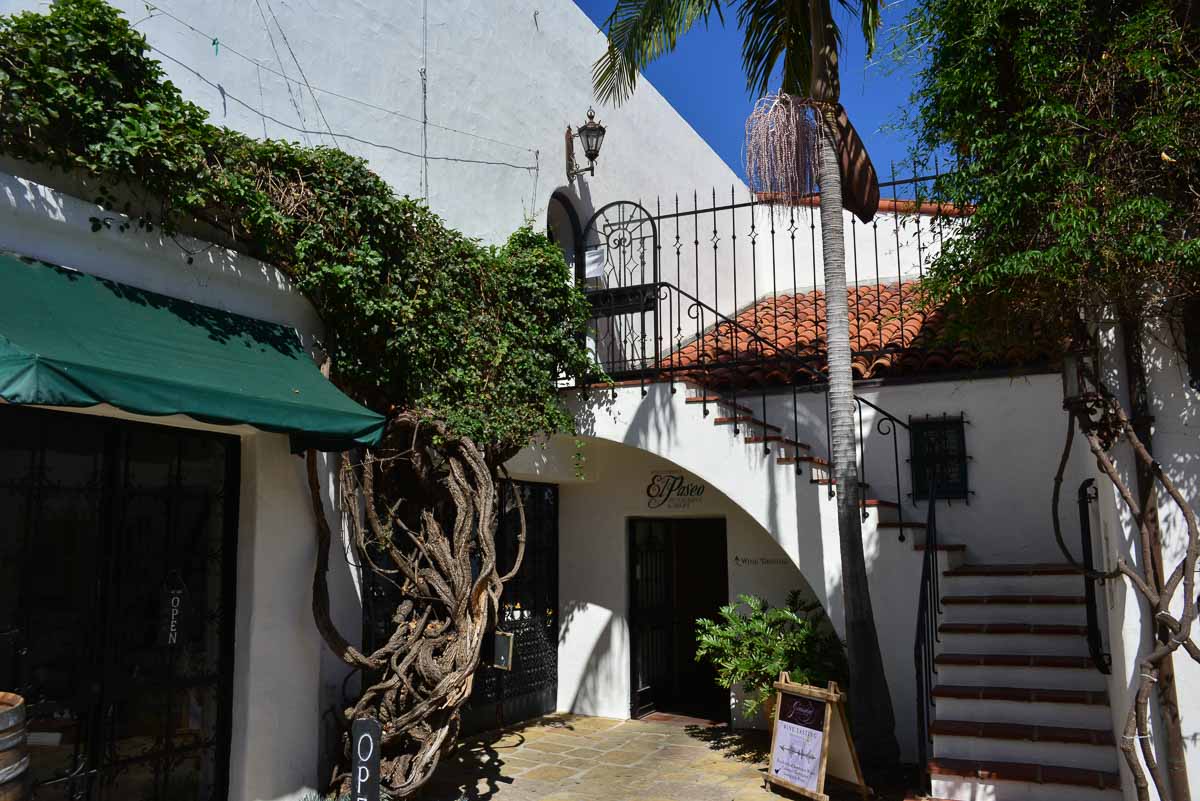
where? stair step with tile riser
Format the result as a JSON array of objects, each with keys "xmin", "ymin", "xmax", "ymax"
[
  {"xmin": 929, "ymin": 758, "xmax": 1121, "ymax": 801},
  {"xmin": 942, "ymin": 564, "xmax": 1080, "ymax": 595},
  {"xmin": 941, "ymin": 595, "xmax": 1086, "ymax": 625},
  {"xmin": 713, "ymin": 416, "xmax": 782, "ymax": 433},
  {"xmin": 931, "ymin": 721, "xmax": 1117, "ymax": 772},
  {"xmin": 937, "ymin": 623, "xmax": 1091, "ymax": 657},
  {"xmin": 685, "ymin": 395, "xmax": 753, "ymax": 414},
  {"xmin": 932, "ymin": 685, "xmax": 1112, "ymax": 728},
  {"xmin": 934, "ymin": 654, "xmax": 1107, "ymax": 691}
]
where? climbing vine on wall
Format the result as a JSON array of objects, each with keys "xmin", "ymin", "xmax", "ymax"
[
  {"xmin": 0, "ymin": 0, "xmax": 594, "ymax": 455},
  {"xmin": 1, "ymin": 1, "xmax": 595, "ymax": 796}
]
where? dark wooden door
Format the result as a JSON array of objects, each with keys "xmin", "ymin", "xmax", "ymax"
[
  {"xmin": 629, "ymin": 519, "xmax": 674, "ymax": 718},
  {"xmin": 629, "ymin": 517, "xmax": 728, "ymax": 721}
]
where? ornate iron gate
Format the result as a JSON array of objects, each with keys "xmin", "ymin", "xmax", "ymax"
[
  {"xmin": 0, "ymin": 405, "xmax": 239, "ymax": 801},
  {"xmin": 582, "ymin": 201, "xmax": 661, "ymax": 377},
  {"xmin": 361, "ymin": 480, "xmax": 559, "ymax": 734}
]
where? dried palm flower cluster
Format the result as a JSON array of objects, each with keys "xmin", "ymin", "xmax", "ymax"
[{"xmin": 744, "ymin": 92, "xmax": 823, "ymax": 205}]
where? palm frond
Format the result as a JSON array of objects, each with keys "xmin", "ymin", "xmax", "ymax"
[
  {"xmin": 591, "ymin": 0, "xmax": 724, "ymax": 106},
  {"xmin": 738, "ymin": 0, "xmax": 815, "ymax": 97},
  {"xmin": 834, "ymin": 0, "xmax": 882, "ymax": 56},
  {"xmin": 739, "ymin": 0, "xmax": 882, "ymax": 97}
]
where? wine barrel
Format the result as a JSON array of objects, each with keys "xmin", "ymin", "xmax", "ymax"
[{"xmin": 0, "ymin": 693, "xmax": 28, "ymax": 801}]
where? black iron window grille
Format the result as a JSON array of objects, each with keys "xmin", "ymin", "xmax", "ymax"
[
  {"xmin": 1184, "ymin": 297, "xmax": 1200, "ymax": 391},
  {"xmin": 0, "ymin": 404, "xmax": 239, "ymax": 801},
  {"xmin": 361, "ymin": 480, "xmax": 559, "ymax": 735},
  {"xmin": 909, "ymin": 413, "xmax": 970, "ymax": 501}
]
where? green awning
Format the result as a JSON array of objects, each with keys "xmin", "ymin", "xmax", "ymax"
[{"xmin": 0, "ymin": 252, "xmax": 385, "ymax": 451}]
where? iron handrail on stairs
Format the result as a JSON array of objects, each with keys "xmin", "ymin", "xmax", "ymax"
[
  {"xmin": 850, "ymin": 395, "xmax": 911, "ymax": 532},
  {"xmin": 1077, "ymin": 478, "xmax": 1112, "ymax": 674},
  {"xmin": 914, "ymin": 461, "xmax": 941, "ymax": 795}
]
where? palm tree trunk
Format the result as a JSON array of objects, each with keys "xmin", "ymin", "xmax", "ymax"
[{"xmin": 811, "ymin": 0, "xmax": 900, "ymax": 771}]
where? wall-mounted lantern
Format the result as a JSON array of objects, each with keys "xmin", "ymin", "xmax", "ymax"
[{"xmin": 566, "ymin": 107, "xmax": 606, "ymax": 180}]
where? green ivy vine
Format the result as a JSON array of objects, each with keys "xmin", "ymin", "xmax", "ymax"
[{"xmin": 0, "ymin": 0, "xmax": 595, "ymax": 458}]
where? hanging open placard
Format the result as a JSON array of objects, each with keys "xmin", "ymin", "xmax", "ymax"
[{"xmin": 765, "ymin": 674, "xmax": 869, "ymax": 800}]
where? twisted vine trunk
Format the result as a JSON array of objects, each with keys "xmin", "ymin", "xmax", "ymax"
[
  {"xmin": 1050, "ymin": 351, "xmax": 1200, "ymax": 801},
  {"xmin": 811, "ymin": 0, "xmax": 900, "ymax": 770},
  {"xmin": 306, "ymin": 412, "xmax": 524, "ymax": 798}
]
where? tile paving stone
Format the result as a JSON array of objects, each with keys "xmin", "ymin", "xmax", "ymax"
[
  {"xmin": 521, "ymin": 765, "xmax": 581, "ymax": 782},
  {"xmin": 422, "ymin": 714, "xmax": 778, "ymax": 801},
  {"xmin": 561, "ymin": 746, "xmax": 606, "ymax": 759},
  {"xmin": 599, "ymin": 749, "xmax": 651, "ymax": 766},
  {"xmin": 522, "ymin": 740, "xmax": 577, "ymax": 755}
]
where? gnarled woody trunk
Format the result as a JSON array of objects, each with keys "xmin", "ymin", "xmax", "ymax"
[{"xmin": 306, "ymin": 412, "xmax": 525, "ymax": 798}]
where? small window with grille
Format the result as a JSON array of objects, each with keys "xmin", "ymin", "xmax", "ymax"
[
  {"xmin": 1185, "ymin": 298, "xmax": 1200, "ymax": 391},
  {"xmin": 910, "ymin": 415, "xmax": 970, "ymax": 501}
]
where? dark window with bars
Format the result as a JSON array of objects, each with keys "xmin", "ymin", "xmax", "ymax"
[
  {"xmin": 1185, "ymin": 298, "xmax": 1200, "ymax": 391},
  {"xmin": 910, "ymin": 415, "xmax": 970, "ymax": 501}
]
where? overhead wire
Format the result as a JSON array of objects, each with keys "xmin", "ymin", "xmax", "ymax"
[
  {"xmin": 420, "ymin": 0, "xmax": 430, "ymax": 201},
  {"xmin": 261, "ymin": 0, "xmax": 342, "ymax": 149},
  {"xmin": 147, "ymin": 45, "xmax": 538, "ymax": 171},
  {"xmin": 140, "ymin": 2, "xmax": 538, "ymax": 156},
  {"xmin": 249, "ymin": 0, "xmax": 311, "ymax": 145}
]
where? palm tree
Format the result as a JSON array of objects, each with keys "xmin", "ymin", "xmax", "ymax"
[{"xmin": 593, "ymin": 0, "xmax": 900, "ymax": 768}]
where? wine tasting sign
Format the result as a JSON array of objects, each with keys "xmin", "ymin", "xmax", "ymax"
[
  {"xmin": 646, "ymin": 472, "xmax": 705, "ymax": 510},
  {"xmin": 766, "ymin": 675, "xmax": 868, "ymax": 801}
]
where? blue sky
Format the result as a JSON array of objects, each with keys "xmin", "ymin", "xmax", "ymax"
[{"xmin": 572, "ymin": 1, "xmax": 924, "ymax": 190}]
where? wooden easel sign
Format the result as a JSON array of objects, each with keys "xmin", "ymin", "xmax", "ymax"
[{"xmin": 765, "ymin": 674, "xmax": 870, "ymax": 801}]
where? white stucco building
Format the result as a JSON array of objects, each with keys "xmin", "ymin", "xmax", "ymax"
[{"xmin": 0, "ymin": 2, "xmax": 1197, "ymax": 801}]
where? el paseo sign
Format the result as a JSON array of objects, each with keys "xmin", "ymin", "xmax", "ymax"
[{"xmin": 646, "ymin": 472, "xmax": 706, "ymax": 510}]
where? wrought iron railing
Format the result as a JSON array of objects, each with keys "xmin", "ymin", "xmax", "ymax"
[
  {"xmin": 1077, "ymin": 478, "xmax": 1112, "ymax": 674},
  {"xmin": 850, "ymin": 395, "xmax": 910, "ymax": 530},
  {"xmin": 913, "ymin": 459, "xmax": 941, "ymax": 794},
  {"xmin": 579, "ymin": 173, "xmax": 961, "ymax": 493},
  {"xmin": 581, "ymin": 173, "xmax": 946, "ymax": 389}
]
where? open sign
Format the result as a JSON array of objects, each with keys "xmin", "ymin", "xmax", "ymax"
[
  {"xmin": 351, "ymin": 717, "xmax": 381, "ymax": 801},
  {"xmin": 160, "ymin": 574, "xmax": 187, "ymax": 648}
]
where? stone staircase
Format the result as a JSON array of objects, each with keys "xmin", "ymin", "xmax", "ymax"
[
  {"xmin": 686, "ymin": 391, "xmax": 951, "ymax": 548},
  {"xmin": 927, "ymin": 563, "xmax": 1121, "ymax": 801},
  {"xmin": 687, "ymin": 389, "xmax": 1122, "ymax": 801}
]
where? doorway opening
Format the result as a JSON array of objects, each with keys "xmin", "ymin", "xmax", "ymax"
[
  {"xmin": 628, "ymin": 517, "xmax": 728, "ymax": 724},
  {"xmin": 0, "ymin": 405, "xmax": 239, "ymax": 801}
]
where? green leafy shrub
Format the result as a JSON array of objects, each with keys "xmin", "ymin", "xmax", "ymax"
[
  {"xmin": 695, "ymin": 592, "xmax": 846, "ymax": 716},
  {"xmin": 0, "ymin": 0, "xmax": 594, "ymax": 457}
]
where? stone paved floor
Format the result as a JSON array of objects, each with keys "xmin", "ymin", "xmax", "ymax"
[{"xmin": 413, "ymin": 713, "xmax": 779, "ymax": 801}]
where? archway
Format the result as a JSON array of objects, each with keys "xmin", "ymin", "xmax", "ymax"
[{"xmin": 546, "ymin": 190, "xmax": 585, "ymax": 283}]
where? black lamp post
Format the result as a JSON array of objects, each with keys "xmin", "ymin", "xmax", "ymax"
[{"xmin": 566, "ymin": 107, "xmax": 606, "ymax": 180}]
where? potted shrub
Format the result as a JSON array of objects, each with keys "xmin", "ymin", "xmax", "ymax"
[{"xmin": 695, "ymin": 591, "xmax": 847, "ymax": 721}]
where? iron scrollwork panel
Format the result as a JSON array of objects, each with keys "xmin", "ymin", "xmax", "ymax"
[{"xmin": 582, "ymin": 202, "xmax": 661, "ymax": 377}]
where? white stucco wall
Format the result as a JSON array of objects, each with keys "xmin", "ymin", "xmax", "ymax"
[
  {"xmin": 508, "ymin": 370, "xmax": 1097, "ymax": 761},
  {"xmin": 0, "ymin": 168, "xmax": 361, "ymax": 801},
  {"xmin": 529, "ymin": 438, "xmax": 818, "ymax": 727},
  {"xmin": 0, "ymin": 0, "xmax": 743, "ymax": 247}
]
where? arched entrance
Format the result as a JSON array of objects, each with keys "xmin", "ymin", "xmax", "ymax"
[{"xmin": 546, "ymin": 190, "xmax": 585, "ymax": 283}]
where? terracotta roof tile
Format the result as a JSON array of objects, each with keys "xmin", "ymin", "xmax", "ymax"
[{"xmin": 666, "ymin": 280, "xmax": 1047, "ymax": 389}]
